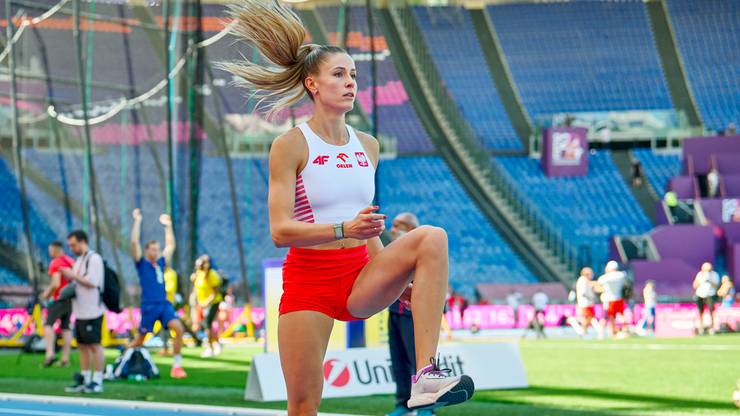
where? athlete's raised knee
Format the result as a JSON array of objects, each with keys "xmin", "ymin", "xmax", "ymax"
[{"xmin": 418, "ymin": 225, "xmax": 448, "ymax": 252}]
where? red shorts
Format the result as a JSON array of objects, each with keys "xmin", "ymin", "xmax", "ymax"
[
  {"xmin": 606, "ymin": 299, "xmax": 625, "ymax": 318},
  {"xmin": 279, "ymin": 245, "xmax": 369, "ymax": 321},
  {"xmin": 578, "ymin": 306, "xmax": 595, "ymax": 319}
]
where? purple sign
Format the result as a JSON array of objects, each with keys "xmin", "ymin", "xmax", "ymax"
[
  {"xmin": 668, "ymin": 175, "xmax": 697, "ymax": 199},
  {"xmin": 541, "ymin": 127, "xmax": 589, "ymax": 177},
  {"xmin": 722, "ymin": 175, "xmax": 740, "ymax": 198},
  {"xmin": 715, "ymin": 152, "xmax": 740, "ymax": 175},
  {"xmin": 729, "ymin": 244, "xmax": 740, "ymax": 283},
  {"xmin": 682, "ymin": 135, "xmax": 740, "ymax": 175},
  {"xmin": 651, "ymin": 225, "xmax": 716, "ymax": 268},
  {"xmin": 631, "ymin": 259, "xmax": 696, "ymax": 297}
]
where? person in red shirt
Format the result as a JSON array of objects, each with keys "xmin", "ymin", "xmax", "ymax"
[{"xmin": 40, "ymin": 241, "xmax": 75, "ymax": 368}]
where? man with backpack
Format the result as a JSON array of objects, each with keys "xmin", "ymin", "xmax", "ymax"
[
  {"xmin": 61, "ymin": 230, "xmax": 106, "ymax": 393},
  {"xmin": 128, "ymin": 209, "xmax": 187, "ymax": 379}
]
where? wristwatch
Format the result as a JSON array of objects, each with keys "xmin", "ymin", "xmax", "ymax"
[{"xmin": 333, "ymin": 222, "xmax": 344, "ymax": 240}]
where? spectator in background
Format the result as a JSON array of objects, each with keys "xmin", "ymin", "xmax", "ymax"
[
  {"xmin": 664, "ymin": 191, "xmax": 679, "ymax": 222},
  {"xmin": 523, "ymin": 290, "xmax": 548, "ymax": 339},
  {"xmin": 190, "ymin": 255, "xmax": 223, "ymax": 357},
  {"xmin": 159, "ymin": 265, "xmax": 180, "ymax": 357},
  {"xmin": 40, "ymin": 241, "xmax": 74, "ymax": 368},
  {"xmin": 568, "ymin": 267, "xmax": 603, "ymax": 338},
  {"xmin": 129, "ymin": 209, "xmax": 187, "ymax": 379},
  {"xmin": 631, "ymin": 160, "xmax": 644, "ymax": 187},
  {"xmin": 506, "ymin": 290, "xmax": 523, "ymax": 328},
  {"xmin": 718, "ymin": 275, "xmax": 735, "ymax": 309},
  {"xmin": 636, "ymin": 280, "xmax": 657, "ymax": 336},
  {"xmin": 707, "ymin": 168, "xmax": 720, "ymax": 198},
  {"xmin": 61, "ymin": 230, "xmax": 106, "ymax": 394},
  {"xmin": 595, "ymin": 261, "xmax": 627, "ymax": 338},
  {"xmin": 217, "ymin": 286, "xmax": 236, "ymax": 336},
  {"xmin": 447, "ymin": 288, "xmax": 468, "ymax": 320},
  {"xmin": 725, "ymin": 122, "xmax": 736, "ymax": 136},
  {"xmin": 385, "ymin": 212, "xmax": 431, "ymax": 416},
  {"xmin": 474, "ymin": 288, "xmax": 489, "ymax": 305},
  {"xmin": 693, "ymin": 262, "xmax": 720, "ymax": 335}
]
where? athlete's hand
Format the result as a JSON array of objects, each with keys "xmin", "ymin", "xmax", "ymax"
[
  {"xmin": 132, "ymin": 208, "xmax": 142, "ymax": 222},
  {"xmin": 159, "ymin": 214, "xmax": 172, "ymax": 227},
  {"xmin": 343, "ymin": 206, "xmax": 386, "ymax": 240}
]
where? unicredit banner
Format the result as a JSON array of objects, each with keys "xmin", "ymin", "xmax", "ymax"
[
  {"xmin": 541, "ymin": 127, "xmax": 589, "ymax": 177},
  {"xmin": 244, "ymin": 343, "xmax": 527, "ymax": 402}
]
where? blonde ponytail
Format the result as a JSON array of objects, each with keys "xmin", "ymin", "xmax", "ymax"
[{"xmin": 221, "ymin": 0, "xmax": 344, "ymax": 117}]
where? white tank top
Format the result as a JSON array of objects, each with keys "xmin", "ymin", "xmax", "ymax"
[{"xmin": 293, "ymin": 122, "xmax": 376, "ymax": 224}]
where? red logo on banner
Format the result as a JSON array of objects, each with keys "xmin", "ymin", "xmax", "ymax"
[{"xmin": 323, "ymin": 359, "xmax": 350, "ymax": 387}]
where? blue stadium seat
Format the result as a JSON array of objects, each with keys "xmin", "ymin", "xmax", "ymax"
[
  {"xmin": 488, "ymin": 1, "xmax": 672, "ymax": 116},
  {"xmin": 665, "ymin": 0, "xmax": 740, "ymax": 132},
  {"xmin": 412, "ymin": 7, "xmax": 522, "ymax": 151},
  {"xmin": 380, "ymin": 156, "xmax": 536, "ymax": 296},
  {"xmin": 631, "ymin": 149, "xmax": 682, "ymax": 196},
  {"xmin": 494, "ymin": 151, "xmax": 652, "ymax": 270}
]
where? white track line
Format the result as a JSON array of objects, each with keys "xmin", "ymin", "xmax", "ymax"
[
  {"xmin": 0, "ymin": 409, "xmax": 99, "ymax": 416},
  {"xmin": 0, "ymin": 393, "xmax": 362, "ymax": 416}
]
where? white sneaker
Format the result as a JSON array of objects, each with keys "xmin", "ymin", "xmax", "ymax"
[
  {"xmin": 83, "ymin": 381, "xmax": 103, "ymax": 394},
  {"xmin": 213, "ymin": 342, "xmax": 222, "ymax": 356},
  {"xmin": 407, "ymin": 357, "xmax": 474, "ymax": 411},
  {"xmin": 200, "ymin": 347, "xmax": 213, "ymax": 358}
]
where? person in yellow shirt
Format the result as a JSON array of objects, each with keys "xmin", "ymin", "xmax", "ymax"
[
  {"xmin": 159, "ymin": 267, "xmax": 179, "ymax": 356},
  {"xmin": 190, "ymin": 255, "xmax": 223, "ymax": 358}
]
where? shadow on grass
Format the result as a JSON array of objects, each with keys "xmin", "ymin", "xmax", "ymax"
[{"xmin": 487, "ymin": 385, "xmax": 733, "ymax": 412}]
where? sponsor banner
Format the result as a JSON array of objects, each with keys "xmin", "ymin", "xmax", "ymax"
[
  {"xmin": 244, "ymin": 343, "xmax": 527, "ymax": 402},
  {"xmin": 541, "ymin": 127, "xmax": 589, "ymax": 177},
  {"xmin": 0, "ymin": 306, "xmax": 265, "ymax": 337},
  {"xmin": 3, "ymin": 303, "xmax": 738, "ymax": 337}
]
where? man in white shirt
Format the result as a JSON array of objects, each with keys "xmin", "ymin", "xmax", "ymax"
[
  {"xmin": 506, "ymin": 290, "xmax": 523, "ymax": 328},
  {"xmin": 568, "ymin": 267, "xmax": 603, "ymax": 338},
  {"xmin": 60, "ymin": 230, "xmax": 106, "ymax": 394},
  {"xmin": 693, "ymin": 262, "xmax": 720, "ymax": 335},
  {"xmin": 596, "ymin": 261, "xmax": 627, "ymax": 338}
]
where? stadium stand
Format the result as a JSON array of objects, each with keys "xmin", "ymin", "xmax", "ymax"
[
  {"xmin": 495, "ymin": 151, "xmax": 653, "ymax": 270},
  {"xmin": 665, "ymin": 0, "xmax": 740, "ymax": 132},
  {"xmin": 380, "ymin": 156, "xmax": 537, "ymax": 295},
  {"xmin": 488, "ymin": 1, "xmax": 672, "ymax": 116},
  {"xmin": 411, "ymin": 6, "xmax": 521, "ymax": 151},
  {"xmin": 317, "ymin": 6, "xmax": 435, "ymax": 153},
  {"xmin": 631, "ymin": 148, "xmax": 682, "ymax": 196}
]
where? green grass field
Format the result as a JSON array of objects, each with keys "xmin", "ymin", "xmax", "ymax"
[{"xmin": 0, "ymin": 334, "xmax": 737, "ymax": 415}]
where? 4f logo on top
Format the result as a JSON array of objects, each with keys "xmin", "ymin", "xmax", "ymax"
[
  {"xmin": 313, "ymin": 155, "xmax": 329, "ymax": 165},
  {"xmin": 336, "ymin": 153, "xmax": 353, "ymax": 169}
]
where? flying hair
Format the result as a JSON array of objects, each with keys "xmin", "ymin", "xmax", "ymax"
[{"xmin": 220, "ymin": 0, "xmax": 346, "ymax": 117}]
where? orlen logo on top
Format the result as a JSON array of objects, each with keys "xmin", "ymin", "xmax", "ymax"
[{"xmin": 336, "ymin": 153, "xmax": 353, "ymax": 169}]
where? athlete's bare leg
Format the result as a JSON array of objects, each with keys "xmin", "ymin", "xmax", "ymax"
[
  {"xmin": 347, "ymin": 225, "xmax": 448, "ymax": 371},
  {"xmin": 279, "ymin": 311, "xmax": 334, "ymax": 416}
]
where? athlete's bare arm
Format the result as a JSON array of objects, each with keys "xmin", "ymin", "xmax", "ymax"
[
  {"xmin": 268, "ymin": 129, "xmax": 385, "ymax": 248},
  {"xmin": 160, "ymin": 214, "xmax": 176, "ymax": 264},
  {"xmin": 130, "ymin": 208, "xmax": 143, "ymax": 262}
]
